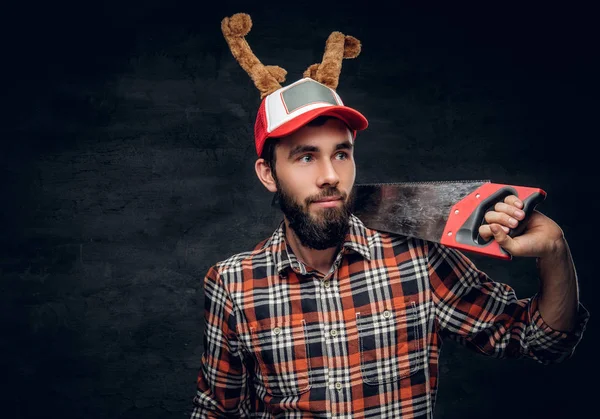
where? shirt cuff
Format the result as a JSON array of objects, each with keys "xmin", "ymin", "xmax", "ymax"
[{"xmin": 528, "ymin": 293, "xmax": 590, "ymax": 349}]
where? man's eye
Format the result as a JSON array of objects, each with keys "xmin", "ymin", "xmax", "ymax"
[
  {"xmin": 335, "ymin": 151, "xmax": 349, "ymax": 160},
  {"xmin": 299, "ymin": 155, "xmax": 313, "ymax": 163}
]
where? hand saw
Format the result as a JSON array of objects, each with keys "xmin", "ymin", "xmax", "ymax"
[{"xmin": 350, "ymin": 180, "xmax": 547, "ymax": 260}]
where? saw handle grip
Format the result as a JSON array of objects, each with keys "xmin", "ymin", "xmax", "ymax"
[
  {"xmin": 442, "ymin": 183, "xmax": 547, "ymax": 260},
  {"xmin": 475, "ymin": 187, "xmax": 546, "ymax": 243}
]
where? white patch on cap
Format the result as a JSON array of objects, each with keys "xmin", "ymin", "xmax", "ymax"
[{"xmin": 264, "ymin": 78, "xmax": 344, "ymax": 133}]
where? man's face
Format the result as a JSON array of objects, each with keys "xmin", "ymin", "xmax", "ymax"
[{"xmin": 271, "ymin": 118, "xmax": 356, "ymax": 250}]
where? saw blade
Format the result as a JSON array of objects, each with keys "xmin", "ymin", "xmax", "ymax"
[{"xmin": 350, "ymin": 180, "xmax": 490, "ymax": 243}]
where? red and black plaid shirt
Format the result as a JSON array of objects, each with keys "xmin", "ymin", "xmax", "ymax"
[{"xmin": 190, "ymin": 214, "xmax": 589, "ymax": 418}]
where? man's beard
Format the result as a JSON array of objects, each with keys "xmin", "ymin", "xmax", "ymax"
[{"xmin": 274, "ymin": 177, "xmax": 352, "ymax": 250}]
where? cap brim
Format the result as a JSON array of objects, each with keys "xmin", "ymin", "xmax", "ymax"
[{"xmin": 268, "ymin": 105, "xmax": 368, "ymax": 139}]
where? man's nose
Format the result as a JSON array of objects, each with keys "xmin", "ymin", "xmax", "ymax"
[{"xmin": 317, "ymin": 159, "xmax": 340, "ymax": 188}]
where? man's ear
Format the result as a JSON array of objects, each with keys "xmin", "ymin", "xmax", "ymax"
[{"xmin": 255, "ymin": 158, "xmax": 277, "ymax": 193}]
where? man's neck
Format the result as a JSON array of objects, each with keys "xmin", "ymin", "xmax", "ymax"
[{"xmin": 283, "ymin": 219, "xmax": 340, "ymax": 275}]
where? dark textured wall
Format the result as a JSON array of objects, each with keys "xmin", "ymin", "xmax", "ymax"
[{"xmin": 3, "ymin": 1, "xmax": 596, "ymax": 418}]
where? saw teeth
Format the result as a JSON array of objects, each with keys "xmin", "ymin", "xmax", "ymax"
[{"xmin": 356, "ymin": 180, "xmax": 491, "ymax": 186}]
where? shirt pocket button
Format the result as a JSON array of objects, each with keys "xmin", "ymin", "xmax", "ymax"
[{"xmin": 250, "ymin": 320, "xmax": 311, "ymax": 397}]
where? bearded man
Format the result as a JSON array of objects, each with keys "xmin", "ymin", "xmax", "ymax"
[{"xmin": 189, "ymin": 78, "xmax": 588, "ymax": 418}]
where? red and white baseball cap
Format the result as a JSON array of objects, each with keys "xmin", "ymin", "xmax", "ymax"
[{"xmin": 254, "ymin": 78, "xmax": 369, "ymax": 156}]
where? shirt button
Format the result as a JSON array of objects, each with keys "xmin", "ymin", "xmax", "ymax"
[
  {"xmin": 383, "ymin": 310, "xmax": 392, "ymax": 319},
  {"xmin": 335, "ymin": 382, "xmax": 342, "ymax": 391},
  {"xmin": 323, "ymin": 280, "xmax": 330, "ymax": 288},
  {"xmin": 330, "ymin": 329, "xmax": 337, "ymax": 337},
  {"xmin": 273, "ymin": 327, "xmax": 282, "ymax": 336}
]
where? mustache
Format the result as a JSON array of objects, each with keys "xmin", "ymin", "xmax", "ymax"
[
  {"xmin": 270, "ymin": 185, "xmax": 354, "ymax": 209},
  {"xmin": 306, "ymin": 188, "xmax": 347, "ymax": 205}
]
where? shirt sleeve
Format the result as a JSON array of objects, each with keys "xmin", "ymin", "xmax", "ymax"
[
  {"xmin": 190, "ymin": 265, "xmax": 251, "ymax": 418},
  {"xmin": 427, "ymin": 241, "xmax": 589, "ymax": 364}
]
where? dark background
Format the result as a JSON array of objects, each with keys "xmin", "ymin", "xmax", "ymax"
[{"xmin": 2, "ymin": 1, "xmax": 597, "ymax": 417}]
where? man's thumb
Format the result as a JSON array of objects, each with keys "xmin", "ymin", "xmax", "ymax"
[{"xmin": 489, "ymin": 223, "xmax": 510, "ymax": 246}]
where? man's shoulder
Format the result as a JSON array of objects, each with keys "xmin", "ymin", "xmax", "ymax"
[
  {"xmin": 371, "ymin": 228, "xmax": 463, "ymax": 257},
  {"xmin": 358, "ymin": 221, "xmax": 429, "ymax": 252},
  {"xmin": 209, "ymin": 235, "xmax": 273, "ymax": 278},
  {"xmin": 360, "ymin": 227, "xmax": 476, "ymax": 269}
]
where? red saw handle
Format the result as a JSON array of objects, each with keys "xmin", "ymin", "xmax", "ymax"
[{"xmin": 440, "ymin": 183, "xmax": 547, "ymax": 260}]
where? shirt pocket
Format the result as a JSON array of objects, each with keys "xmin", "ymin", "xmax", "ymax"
[
  {"xmin": 249, "ymin": 318, "xmax": 311, "ymax": 397},
  {"xmin": 356, "ymin": 298, "xmax": 424, "ymax": 385}
]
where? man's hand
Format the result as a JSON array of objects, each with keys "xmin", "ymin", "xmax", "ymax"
[
  {"xmin": 479, "ymin": 195, "xmax": 582, "ymax": 333},
  {"xmin": 478, "ymin": 195, "xmax": 566, "ymax": 258}
]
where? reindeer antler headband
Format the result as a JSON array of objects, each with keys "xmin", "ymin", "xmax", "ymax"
[{"xmin": 221, "ymin": 13, "xmax": 368, "ymax": 156}]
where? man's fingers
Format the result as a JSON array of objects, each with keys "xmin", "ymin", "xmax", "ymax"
[
  {"xmin": 494, "ymin": 201, "xmax": 526, "ymax": 220},
  {"xmin": 504, "ymin": 194, "xmax": 523, "ymax": 209},
  {"xmin": 485, "ymin": 210, "xmax": 520, "ymax": 228},
  {"xmin": 481, "ymin": 195, "xmax": 528, "ymax": 240}
]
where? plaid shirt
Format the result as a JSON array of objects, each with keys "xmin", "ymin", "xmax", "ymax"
[{"xmin": 190, "ymin": 214, "xmax": 589, "ymax": 418}]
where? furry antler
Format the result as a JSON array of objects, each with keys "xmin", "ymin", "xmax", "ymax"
[
  {"xmin": 221, "ymin": 13, "xmax": 288, "ymax": 98},
  {"xmin": 304, "ymin": 31, "xmax": 361, "ymax": 90}
]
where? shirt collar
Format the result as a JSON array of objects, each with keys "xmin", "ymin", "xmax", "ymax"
[
  {"xmin": 268, "ymin": 213, "xmax": 373, "ymax": 275},
  {"xmin": 343, "ymin": 214, "xmax": 373, "ymax": 261}
]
